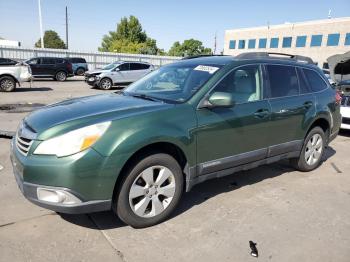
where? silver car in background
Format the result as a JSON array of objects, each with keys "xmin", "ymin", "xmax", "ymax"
[{"xmin": 85, "ymin": 61, "xmax": 154, "ymax": 90}]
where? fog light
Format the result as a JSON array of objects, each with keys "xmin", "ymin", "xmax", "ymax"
[{"xmin": 37, "ymin": 188, "xmax": 82, "ymax": 205}]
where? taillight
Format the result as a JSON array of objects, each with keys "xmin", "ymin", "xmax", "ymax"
[
  {"xmin": 68, "ymin": 63, "xmax": 72, "ymax": 70},
  {"xmin": 335, "ymin": 90, "xmax": 342, "ymax": 105}
]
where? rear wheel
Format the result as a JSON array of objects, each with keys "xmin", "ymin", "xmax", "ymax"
[
  {"xmin": 0, "ymin": 76, "xmax": 16, "ymax": 92},
  {"xmin": 99, "ymin": 78, "xmax": 113, "ymax": 90},
  {"xmin": 115, "ymin": 153, "xmax": 184, "ymax": 228},
  {"xmin": 76, "ymin": 68, "xmax": 85, "ymax": 76},
  {"xmin": 290, "ymin": 127, "xmax": 325, "ymax": 171},
  {"xmin": 55, "ymin": 71, "xmax": 67, "ymax": 81}
]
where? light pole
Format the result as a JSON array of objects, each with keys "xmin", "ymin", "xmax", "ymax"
[{"xmin": 38, "ymin": 0, "xmax": 44, "ymax": 48}]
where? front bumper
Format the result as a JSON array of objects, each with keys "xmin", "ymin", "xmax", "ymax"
[
  {"xmin": 10, "ymin": 138, "xmax": 114, "ymax": 214},
  {"xmin": 84, "ymin": 75, "xmax": 100, "ymax": 86}
]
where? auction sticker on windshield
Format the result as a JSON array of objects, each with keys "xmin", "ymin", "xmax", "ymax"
[{"xmin": 194, "ymin": 65, "xmax": 219, "ymax": 74}]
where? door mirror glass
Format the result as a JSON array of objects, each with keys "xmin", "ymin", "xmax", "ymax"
[
  {"xmin": 207, "ymin": 92, "xmax": 234, "ymax": 108},
  {"xmin": 114, "ymin": 67, "xmax": 120, "ymax": 72}
]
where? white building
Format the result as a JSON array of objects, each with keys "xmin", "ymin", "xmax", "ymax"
[
  {"xmin": 0, "ymin": 39, "xmax": 21, "ymax": 47},
  {"xmin": 224, "ymin": 17, "xmax": 350, "ymax": 68}
]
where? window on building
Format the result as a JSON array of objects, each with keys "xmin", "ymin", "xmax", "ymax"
[
  {"xmin": 345, "ymin": 33, "xmax": 350, "ymax": 46},
  {"xmin": 258, "ymin": 38, "xmax": 267, "ymax": 48},
  {"xmin": 327, "ymin": 33, "xmax": 340, "ymax": 46},
  {"xmin": 238, "ymin": 40, "xmax": 246, "ymax": 49},
  {"xmin": 282, "ymin": 37, "xmax": 292, "ymax": 48},
  {"xmin": 310, "ymin": 35, "xmax": 323, "ymax": 47},
  {"xmin": 265, "ymin": 65, "xmax": 299, "ymax": 98},
  {"xmin": 248, "ymin": 39, "xmax": 256, "ymax": 49},
  {"xmin": 270, "ymin": 38, "xmax": 279, "ymax": 48},
  {"xmin": 296, "ymin": 36, "xmax": 307, "ymax": 47},
  {"xmin": 229, "ymin": 40, "xmax": 236, "ymax": 49}
]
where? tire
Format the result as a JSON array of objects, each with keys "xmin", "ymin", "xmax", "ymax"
[
  {"xmin": 99, "ymin": 78, "xmax": 113, "ymax": 90},
  {"xmin": 115, "ymin": 153, "xmax": 184, "ymax": 228},
  {"xmin": 290, "ymin": 127, "xmax": 326, "ymax": 172},
  {"xmin": 0, "ymin": 76, "xmax": 16, "ymax": 92},
  {"xmin": 76, "ymin": 68, "xmax": 85, "ymax": 76},
  {"xmin": 55, "ymin": 71, "xmax": 67, "ymax": 81}
]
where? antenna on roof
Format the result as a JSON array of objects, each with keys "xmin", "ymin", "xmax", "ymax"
[{"xmin": 328, "ymin": 9, "xmax": 332, "ymax": 19}]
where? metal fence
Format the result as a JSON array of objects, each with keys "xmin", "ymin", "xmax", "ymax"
[{"xmin": 0, "ymin": 46, "xmax": 181, "ymax": 69}]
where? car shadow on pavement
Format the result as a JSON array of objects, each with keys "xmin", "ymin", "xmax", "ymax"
[
  {"xmin": 16, "ymin": 87, "xmax": 52, "ymax": 92},
  {"xmin": 339, "ymin": 129, "xmax": 350, "ymax": 137},
  {"xmin": 59, "ymin": 146, "xmax": 337, "ymax": 230}
]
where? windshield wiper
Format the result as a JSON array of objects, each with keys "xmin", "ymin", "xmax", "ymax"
[{"xmin": 127, "ymin": 93, "xmax": 161, "ymax": 102}]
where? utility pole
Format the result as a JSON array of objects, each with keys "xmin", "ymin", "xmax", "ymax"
[
  {"xmin": 38, "ymin": 0, "xmax": 44, "ymax": 48},
  {"xmin": 213, "ymin": 31, "xmax": 217, "ymax": 55},
  {"xmin": 65, "ymin": 6, "xmax": 69, "ymax": 49}
]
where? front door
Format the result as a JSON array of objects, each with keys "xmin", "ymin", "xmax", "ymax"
[{"xmin": 195, "ymin": 64, "xmax": 272, "ymax": 175}]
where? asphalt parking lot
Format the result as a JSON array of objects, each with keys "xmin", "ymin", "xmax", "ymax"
[{"xmin": 1, "ymin": 79, "xmax": 350, "ymax": 262}]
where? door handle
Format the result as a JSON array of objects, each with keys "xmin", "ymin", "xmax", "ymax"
[
  {"xmin": 254, "ymin": 109, "xmax": 270, "ymax": 118},
  {"xmin": 303, "ymin": 101, "xmax": 313, "ymax": 109}
]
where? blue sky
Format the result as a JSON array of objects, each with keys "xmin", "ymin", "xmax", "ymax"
[{"xmin": 0, "ymin": 0, "xmax": 349, "ymax": 52}]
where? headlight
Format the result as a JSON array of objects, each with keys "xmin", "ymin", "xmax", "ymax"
[{"xmin": 34, "ymin": 122, "xmax": 111, "ymax": 157}]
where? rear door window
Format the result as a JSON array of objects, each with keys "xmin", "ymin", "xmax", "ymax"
[
  {"xmin": 302, "ymin": 68, "xmax": 328, "ymax": 92},
  {"xmin": 266, "ymin": 65, "xmax": 299, "ymax": 98},
  {"xmin": 296, "ymin": 67, "xmax": 311, "ymax": 94},
  {"xmin": 130, "ymin": 63, "xmax": 150, "ymax": 70}
]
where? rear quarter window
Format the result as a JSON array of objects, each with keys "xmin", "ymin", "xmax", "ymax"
[{"xmin": 303, "ymin": 68, "xmax": 328, "ymax": 92}]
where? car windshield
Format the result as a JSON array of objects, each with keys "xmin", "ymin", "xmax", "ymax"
[
  {"xmin": 124, "ymin": 63, "xmax": 222, "ymax": 102},
  {"xmin": 102, "ymin": 62, "xmax": 120, "ymax": 70}
]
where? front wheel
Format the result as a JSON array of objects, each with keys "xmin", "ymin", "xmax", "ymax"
[
  {"xmin": 99, "ymin": 78, "xmax": 113, "ymax": 90},
  {"xmin": 115, "ymin": 153, "xmax": 184, "ymax": 228},
  {"xmin": 290, "ymin": 127, "xmax": 325, "ymax": 172}
]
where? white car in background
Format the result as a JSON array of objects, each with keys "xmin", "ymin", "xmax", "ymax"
[
  {"xmin": 338, "ymin": 80, "xmax": 350, "ymax": 130},
  {"xmin": 85, "ymin": 61, "xmax": 154, "ymax": 90},
  {"xmin": 0, "ymin": 59, "xmax": 32, "ymax": 92}
]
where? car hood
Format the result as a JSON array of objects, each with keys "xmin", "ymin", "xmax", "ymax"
[
  {"xmin": 85, "ymin": 69, "xmax": 109, "ymax": 75},
  {"xmin": 24, "ymin": 93, "xmax": 171, "ymax": 135}
]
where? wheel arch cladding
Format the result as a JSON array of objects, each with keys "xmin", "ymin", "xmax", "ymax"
[
  {"xmin": 306, "ymin": 117, "xmax": 330, "ymax": 139},
  {"xmin": 0, "ymin": 74, "xmax": 18, "ymax": 83},
  {"xmin": 111, "ymin": 141, "xmax": 188, "ymax": 200}
]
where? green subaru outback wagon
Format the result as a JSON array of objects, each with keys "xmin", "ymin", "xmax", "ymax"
[{"xmin": 11, "ymin": 53, "xmax": 341, "ymax": 228}]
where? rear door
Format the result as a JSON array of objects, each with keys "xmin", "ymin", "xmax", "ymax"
[
  {"xmin": 129, "ymin": 63, "xmax": 151, "ymax": 81},
  {"xmin": 264, "ymin": 64, "xmax": 315, "ymax": 156},
  {"xmin": 195, "ymin": 64, "xmax": 272, "ymax": 175}
]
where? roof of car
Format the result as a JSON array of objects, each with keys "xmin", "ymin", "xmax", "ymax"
[{"xmin": 171, "ymin": 55, "xmax": 235, "ymax": 66}]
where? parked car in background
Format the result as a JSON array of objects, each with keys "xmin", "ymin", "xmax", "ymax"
[
  {"xmin": 0, "ymin": 61, "xmax": 32, "ymax": 92},
  {"xmin": 337, "ymin": 80, "xmax": 350, "ymax": 130},
  {"xmin": 11, "ymin": 53, "xmax": 341, "ymax": 228},
  {"xmin": 0, "ymin": 58, "xmax": 18, "ymax": 66},
  {"xmin": 66, "ymin": 57, "xmax": 88, "ymax": 76},
  {"xmin": 25, "ymin": 57, "xmax": 74, "ymax": 81},
  {"xmin": 85, "ymin": 61, "xmax": 154, "ymax": 90}
]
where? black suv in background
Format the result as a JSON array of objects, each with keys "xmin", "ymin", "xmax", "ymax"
[{"xmin": 25, "ymin": 57, "xmax": 74, "ymax": 81}]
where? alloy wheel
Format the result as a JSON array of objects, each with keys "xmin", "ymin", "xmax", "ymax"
[
  {"xmin": 129, "ymin": 165, "xmax": 176, "ymax": 218},
  {"xmin": 304, "ymin": 133, "xmax": 323, "ymax": 166},
  {"xmin": 100, "ymin": 79, "xmax": 112, "ymax": 89},
  {"xmin": 0, "ymin": 79, "xmax": 15, "ymax": 91}
]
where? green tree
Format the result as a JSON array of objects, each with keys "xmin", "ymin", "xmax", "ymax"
[
  {"xmin": 99, "ymin": 15, "xmax": 162, "ymax": 55},
  {"xmin": 168, "ymin": 39, "xmax": 212, "ymax": 57},
  {"xmin": 34, "ymin": 30, "xmax": 66, "ymax": 49}
]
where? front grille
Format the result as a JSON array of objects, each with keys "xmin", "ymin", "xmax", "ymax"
[
  {"xmin": 341, "ymin": 96, "xmax": 350, "ymax": 107},
  {"xmin": 342, "ymin": 117, "xmax": 350, "ymax": 125},
  {"xmin": 16, "ymin": 135, "xmax": 33, "ymax": 156}
]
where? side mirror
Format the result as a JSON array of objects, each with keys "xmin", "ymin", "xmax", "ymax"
[
  {"xmin": 114, "ymin": 67, "xmax": 120, "ymax": 72},
  {"xmin": 204, "ymin": 92, "xmax": 234, "ymax": 108}
]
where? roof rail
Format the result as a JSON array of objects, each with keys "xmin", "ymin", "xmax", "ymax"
[
  {"xmin": 235, "ymin": 52, "xmax": 315, "ymax": 64},
  {"xmin": 181, "ymin": 54, "xmax": 229, "ymax": 60}
]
